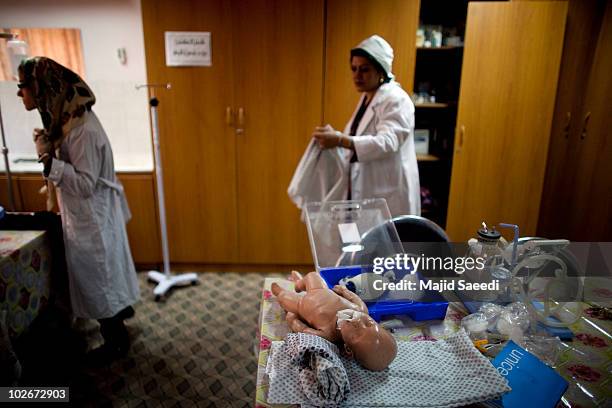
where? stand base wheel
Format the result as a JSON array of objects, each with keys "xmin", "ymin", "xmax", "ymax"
[{"xmin": 148, "ymin": 270, "xmax": 199, "ymax": 300}]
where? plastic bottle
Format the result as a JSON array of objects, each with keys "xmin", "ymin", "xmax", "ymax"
[{"xmin": 461, "ymin": 312, "xmax": 489, "ymax": 352}]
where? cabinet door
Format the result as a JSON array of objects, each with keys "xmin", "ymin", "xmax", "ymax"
[
  {"xmin": 564, "ymin": 1, "xmax": 612, "ymax": 240},
  {"xmin": 118, "ymin": 174, "xmax": 162, "ymax": 264},
  {"xmin": 324, "ymin": 0, "xmax": 420, "ymax": 129},
  {"xmin": 232, "ymin": 0, "xmax": 324, "ymax": 264},
  {"xmin": 142, "ymin": 0, "xmax": 239, "ymax": 263},
  {"xmin": 446, "ymin": 2, "xmax": 567, "ymax": 241},
  {"xmin": 17, "ymin": 176, "xmax": 47, "ymax": 212},
  {"xmin": 537, "ymin": 0, "xmax": 606, "ymax": 239}
]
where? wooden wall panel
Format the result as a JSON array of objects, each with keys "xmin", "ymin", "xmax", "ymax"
[
  {"xmin": 324, "ymin": 0, "xmax": 420, "ymax": 130},
  {"xmin": 1, "ymin": 28, "xmax": 85, "ymax": 81},
  {"xmin": 446, "ymin": 2, "xmax": 568, "ymax": 241}
]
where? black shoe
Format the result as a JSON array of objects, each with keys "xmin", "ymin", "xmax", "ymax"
[{"xmin": 85, "ymin": 343, "xmax": 127, "ymax": 367}]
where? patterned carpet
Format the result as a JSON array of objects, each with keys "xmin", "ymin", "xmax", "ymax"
[{"xmin": 72, "ymin": 271, "xmax": 274, "ymax": 407}]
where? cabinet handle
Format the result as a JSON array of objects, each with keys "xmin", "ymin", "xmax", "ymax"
[
  {"xmin": 456, "ymin": 125, "xmax": 465, "ymax": 153},
  {"xmin": 580, "ymin": 112, "xmax": 591, "ymax": 140},
  {"xmin": 563, "ymin": 112, "xmax": 571, "ymax": 139},
  {"xmin": 225, "ymin": 107, "xmax": 234, "ymax": 127},
  {"xmin": 236, "ymin": 107, "xmax": 245, "ymax": 135}
]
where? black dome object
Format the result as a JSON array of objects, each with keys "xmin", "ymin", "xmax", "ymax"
[{"xmin": 391, "ymin": 215, "xmax": 449, "ymax": 243}]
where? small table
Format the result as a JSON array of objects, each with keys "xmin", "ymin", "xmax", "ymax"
[
  {"xmin": 0, "ymin": 230, "xmax": 51, "ymax": 337},
  {"xmin": 255, "ymin": 277, "xmax": 612, "ymax": 407}
]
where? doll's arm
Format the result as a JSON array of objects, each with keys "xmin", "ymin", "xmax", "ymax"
[{"xmin": 333, "ymin": 285, "xmax": 368, "ymax": 313}]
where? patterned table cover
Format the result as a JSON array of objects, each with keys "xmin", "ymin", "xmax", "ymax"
[
  {"xmin": 0, "ymin": 230, "xmax": 51, "ymax": 337},
  {"xmin": 255, "ymin": 277, "xmax": 612, "ymax": 408}
]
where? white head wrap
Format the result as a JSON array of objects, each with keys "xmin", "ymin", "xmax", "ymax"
[{"xmin": 351, "ymin": 34, "xmax": 395, "ymax": 81}]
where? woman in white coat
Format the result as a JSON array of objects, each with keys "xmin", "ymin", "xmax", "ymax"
[
  {"xmin": 17, "ymin": 57, "xmax": 140, "ymax": 363},
  {"xmin": 313, "ymin": 35, "xmax": 420, "ymax": 216}
]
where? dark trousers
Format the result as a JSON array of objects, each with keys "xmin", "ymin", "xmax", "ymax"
[{"xmin": 96, "ymin": 306, "xmax": 133, "ymax": 351}]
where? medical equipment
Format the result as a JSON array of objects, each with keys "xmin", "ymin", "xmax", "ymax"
[
  {"xmin": 464, "ymin": 222, "xmax": 510, "ymax": 301},
  {"xmin": 462, "ymin": 222, "xmax": 583, "ymax": 331},
  {"xmin": 339, "ymin": 272, "xmax": 390, "ymax": 301},
  {"xmin": 136, "ymin": 83, "xmax": 198, "ymax": 300},
  {"xmin": 512, "ymin": 245, "xmax": 583, "ymax": 329},
  {"xmin": 305, "ymin": 199, "xmax": 448, "ymax": 322}
]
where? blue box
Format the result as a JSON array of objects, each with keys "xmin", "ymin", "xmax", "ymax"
[
  {"xmin": 489, "ymin": 341, "xmax": 568, "ymax": 408},
  {"xmin": 320, "ymin": 265, "xmax": 449, "ymax": 322}
]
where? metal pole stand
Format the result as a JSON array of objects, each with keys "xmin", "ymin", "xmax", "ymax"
[
  {"xmin": 0, "ymin": 102, "xmax": 16, "ymax": 211},
  {"xmin": 144, "ymin": 93, "xmax": 198, "ymax": 301}
]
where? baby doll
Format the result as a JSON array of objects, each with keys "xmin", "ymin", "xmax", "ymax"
[{"xmin": 271, "ymin": 271, "xmax": 397, "ymax": 371}]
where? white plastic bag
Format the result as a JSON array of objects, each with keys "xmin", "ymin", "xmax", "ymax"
[{"xmin": 287, "ymin": 140, "xmax": 348, "ymax": 215}]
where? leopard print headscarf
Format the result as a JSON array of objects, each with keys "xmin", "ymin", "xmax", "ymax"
[
  {"xmin": 18, "ymin": 57, "xmax": 96, "ymax": 211},
  {"xmin": 18, "ymin": 56, "xmax": 95, "ymax": 144}
]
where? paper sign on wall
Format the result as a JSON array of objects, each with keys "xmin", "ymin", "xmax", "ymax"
[{"xmin": 164, "ymin": 31, "xmax": 211, "ymax": 67}]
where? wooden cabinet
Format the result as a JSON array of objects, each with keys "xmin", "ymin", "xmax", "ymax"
[
  {"xmin": 0, "ymin": 175, "xmax": 20, "ymax": 212},
  {"xmin": 16, "ymin": 176, "xmax": 48, "ymax": 212},
  {"xmin": 412, "ymin": 1, "xmax": 469, "ymax": 227},
  {"xmin": 117, "ymin": 174, "xmax": 162, "ymax": 265},
  {"xmin": 142, "ymin": 0, "xmax": 322, "ymax": 265},
  {"xmin": 567, "ymin": 2, "xmax": 612, "ymax": 240},
  {"xmin": 446, "ymin": 1, "xmax": 568, "ymax": 241},
  {"xmin": 323, "ymin": 0, "xmax": 420, "ymax": 130},
  {"xmin": 142, "ymin": 0, "xmax": 239, "ymax": 264},
  {"xmin": 141, "ymin": 0, "xmax": 421, "ymax": 265},
  {"xmin": 537, "ymin": 0, "xmax": 611, "ymax": 241},
  {"xmin": 232, "ymin": 0, "xmax": 323, "ymax": 264},
  {"xmin": 2, "ymin": 172, "xmax": 160, "ymax": 265}
]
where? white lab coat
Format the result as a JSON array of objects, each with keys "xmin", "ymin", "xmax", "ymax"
[
  {"xmin": 344, "ymin": 81, "xmax": 421, "ymax": 216},
  {"xmin": 46, "ymin": 111, "xmax": 140, "ymax": 319}
]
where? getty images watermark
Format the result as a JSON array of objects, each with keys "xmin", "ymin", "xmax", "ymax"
[{"xmin": 370, "ymin": 254, "xmax": 502, "ymax": 292}]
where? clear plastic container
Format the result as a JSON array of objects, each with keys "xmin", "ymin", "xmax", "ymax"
[
  {"xmin": 304, "ymin": 199, "xmax": 448, "ymax": 322},
  {"xmin": 464, "ymin": 223, "xmax": 508, "ymax": 301},
  {"xmin": 305, "ymin": 199, "xmax": 402, "ymax": 271}
]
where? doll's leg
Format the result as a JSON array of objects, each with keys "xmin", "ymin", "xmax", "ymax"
[
  {"xmin": 271, "ymin": 283, "xmax": 301, "ymax": 314},
  {"xmin": 288, "ymin": 270, "xmax": 303, "ymax": 282},
  {"xmin": 286, "ymin": 312, "xmax": 309, "ymax": 332},
  {"xmin": 290, "ymin": 271, "xmax": 308, "ymax": 293},
  {"xmin": 302, "ymin": 271, "xmax": 330, "ymax": 291},
  {"xmin": 286, "ymin": 312, "xmax": 327, "ymax": 338}
]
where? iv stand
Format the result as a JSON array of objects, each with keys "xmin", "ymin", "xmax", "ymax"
[
  {"xmin": 0, "ymin": 32, "xmax": 18, "ymax": 211},
  {"xmin": 136, "ymin": 83, "xmax": 198, "ymax": 301}
]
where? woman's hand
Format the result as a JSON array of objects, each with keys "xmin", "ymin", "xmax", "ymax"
[
  {"xmin": 33, "ymin": 128, "xmax": 53, "ymax": 164},
  {"xmin": 312, "ymin": 124, "xmax": 353, "ymax": 150}
]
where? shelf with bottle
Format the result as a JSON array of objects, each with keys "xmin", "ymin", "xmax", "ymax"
[
  {"xmin": 414, "ymin": 101, "xmax": 456, "ymax": 109},
  {"xmin": 417, "ymin": 154, "xmax": 441, "ymax": 162},
  {"xmin": 416, "ymin": 24, "xmax": 463, "ymax": 49}
]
